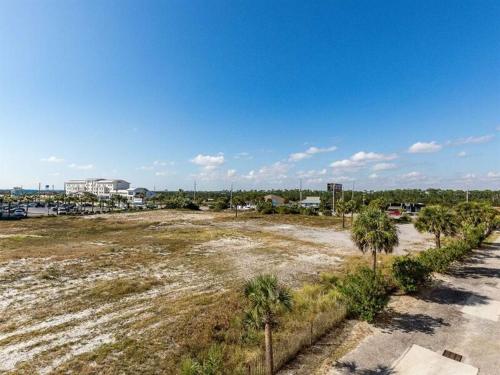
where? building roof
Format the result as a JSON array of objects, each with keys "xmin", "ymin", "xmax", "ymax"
[{"xmin": 301, "ymin": 196, "xmax": 321, "ymax": 204}]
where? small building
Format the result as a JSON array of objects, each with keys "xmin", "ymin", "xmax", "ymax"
[
  {"xmin": 112, "ymin": 187, "xmax": 155, "ymax": 205},
  {"xmin": 300, "ymin": 196, "xmax": 320, "ymax": 208},
  {"xmin": 263, "ymin": 194, "xmax": 286, "ymax": 207}
]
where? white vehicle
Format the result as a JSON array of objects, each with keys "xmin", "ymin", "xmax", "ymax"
[{"xmin": 12, "ymin": 209, "xmax": 26, "ymax": 218}]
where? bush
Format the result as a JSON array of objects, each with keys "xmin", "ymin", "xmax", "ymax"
[
  {"xmin": 300, "ymin": 207, "xmax": 318, "ymax": 216},
  {"xmin": 396, "ymin": 213, "xmax": 412, "ymax": 224},
  {"xmin": 256, "ymin": 201, "xmax": 275, "ymax": 214},
  {"xmin": 337, "ymin": 267, "xmax": 389, "ymax": 322},
  {"xmin": 180, "ymin": 345, "xmax": 224, "ymax": 375},
  {"xmin": 391, "ymin": 256, "xmax": 430, "ymax": 293},
  {"xmin": 418, "ymin": 247, "xmax": 452, "ymax": 273}
]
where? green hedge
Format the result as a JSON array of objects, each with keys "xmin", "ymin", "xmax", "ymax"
[
  {"xmin": 392, "ymin": 227, "xmax": 489, "ymax": 293},
  {"xmin": 337, "ymin": 267, "xmax": 389, "ymax": 322},
  {"xmin": 391, "ymin": 256, "xmax": 430, "ymax": 293}
]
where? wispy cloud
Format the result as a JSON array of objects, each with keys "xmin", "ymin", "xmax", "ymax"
[
  {"xmin": 401, "ymin": 171, "xmax": 424, "ymax": 180},
  {"xmin": 452, "ymin": 134, "xmax": 494, "ymax": 145},
  {"xmin": 68, "ymin": 163, "xmax": 94, "ymax": 170},
  {"xmin": 408, "ymin": 141, "xmax": 442, "ymax": 153},
  {"xmin": 41, "ymin": 156, "xmax": 64, "ymax": 163},
  {"xmin": 487, "ymin": 171, "xmax": 500, "ymax": 179},
  {"xmin": 234, "ymin": 152, "xmax": 253, "ymax": 160},
  {"xmin": 457, "ymin": 151, "xmax": 467, "ymax": 157},
  {"xmin": 289, "ymin": 145, "xmax": 337, "ymax": 162},
  {"xmin": 372, "ymin": 162, "xmax": 397, "ymax": 171}
]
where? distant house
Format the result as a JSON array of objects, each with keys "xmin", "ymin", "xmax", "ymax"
[
  {"xmin": 263, "ymin": 194, "xmax": 285, "ymax": 207},
  {"xmin": 300, "ymin": 196, "xmax": 320, "ymax": 208}
]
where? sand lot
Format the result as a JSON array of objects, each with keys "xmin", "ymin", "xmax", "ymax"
[{"xmin": 0, "ymin": 210, "xmax": 432, "ymax": 374}]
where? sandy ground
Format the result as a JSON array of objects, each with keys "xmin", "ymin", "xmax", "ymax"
[{"xmin": 0, "ymin": 210, "xmax": 433, "ymax": 373}]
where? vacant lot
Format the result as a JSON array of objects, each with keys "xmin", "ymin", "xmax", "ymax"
[{"xmin": 0, "ymin": 210, "xmax": 432, "ymax": 374}]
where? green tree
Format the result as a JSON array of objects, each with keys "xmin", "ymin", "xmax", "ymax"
[
  {"xmin": 351, "ymin": 207, "xmax": 399, "ymax": 272},
  {"xmin": 232, "ymin": 196, "xmax": 246, "ymax": 217},
  {"xmin": 335, "ymin": 199, "xmax": 349, "ymax": 228},
  {"xmin": 414, "ymin": 205, "xmax": 457, "ymax": 249},
  {"xmin": 244, "ymin": 275, "xmax": 293, "ymax": 375}
]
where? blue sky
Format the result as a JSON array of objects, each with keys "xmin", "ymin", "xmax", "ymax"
[{"xmin": 1, "ymin": 0, "xmax": 499, "ymax": 191}]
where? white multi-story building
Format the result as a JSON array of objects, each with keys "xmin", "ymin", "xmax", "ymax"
[{"xmin": 65, "ymin": 179, "xmax": 130, "ymax": 198}]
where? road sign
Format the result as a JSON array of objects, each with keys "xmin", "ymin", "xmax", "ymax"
[{"xmin": 327, "ymin": 183, "xmax": 343, "ymax": 192}]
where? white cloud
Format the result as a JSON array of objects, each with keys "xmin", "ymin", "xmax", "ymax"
[
  {"xmin": 297, "ymin": 169, "xmax": 327, "ymax": 178},
  {"xmin": 350, "ymin": 151, "xmax": 397, "ymax": 162},
  {"xmin": 48, "ymin": 172, "xmax": 60, "ymax": 176},
  {"xmin": 463, "ymin": 173, "xmax": 476, "ymax": 180},
  {"xmin": 487, "ymin": 171, "xmax": 500, "ymax": 179},
  {"xmin": 408, "ymin": 141, "xmax": 442, "ymax": 153},
  {"xmin": 153, "ymin": 160, "xmax": 175, "ymax": 166},
  {"xmin": 191, "ymin": 153, "xmax": 225, "ymax": 168},
  {"xmin": 68, "ymin": 163, "xmax": 94, "ymax": 170},
  {"xmin": 401, "ymin": 171, "xmax": 424, "ymax": 180},
  {"xmin": 138, "ymin": 166, "xmax": 154, "ymax": 170},
  {"xmin": 242, "ymin": 162, "xmax": 290, "ymax": 181},
  {"xmin": 289, "ymin": 145, "xmax": 337, "ymax": 162},
  {"xmin": 330, "ymin": 159, "xmax": 362, "ymax": 170},
  {"xmin": 41, "ymin": 156, "xmax": 64, "ymax": 163},
  {"xmin": 227, "ymin": 169, "xmax": 237, "ymax": 177},
  {"xmin": 330, "ymin": 151, "xmax": 397, "ymax": 171},
  {"xmin": 457, "ymin": 151, "xmax": 467, "ymax": 157},
  {"xmin": 369, "ymin": 173, "xmax": 379, "ymax": 179},
  {"xmin": 155, "ymin": 171, "xmax": 167, "ymax": 176},
  {"xmin": 453, "ymin": 134, "xmax": 494, "ymax": 145},
  {"xmin": 372, "ymin": 162, "xmax": 396, "ymax": 171}
]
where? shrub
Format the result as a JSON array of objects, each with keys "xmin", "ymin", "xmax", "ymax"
[
  {"xmin": 337, "ymin": 267, "xmax": 389, "ymax": 322},
  {"xmin": 300, "ymin": 207, "xmax": 318, "ymax": 216},
  {"xmin": 418, "ymin": 247, "xmax": 452, "ymax": 273},
  {"xmin": 180, "ymin": 345, "xmax": 224, "ymax": 375},
  {"xmin": 391, "ymin": 256, "xmax": 430, "ymax": 293},
  {"xmin": 256, "ymin": 201, "xmax": 275, "ymax": 214},
  {"xmin": 396, "ymin": 213, "xmax": 412, "ymax": 224}
]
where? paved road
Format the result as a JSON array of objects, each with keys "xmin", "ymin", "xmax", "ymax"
[{"xmin": 328, "ymin": 232, "xmax": 500, "ymax": 375}]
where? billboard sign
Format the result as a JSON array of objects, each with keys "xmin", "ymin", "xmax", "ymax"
[{"xmin": 327, "ymin": 183, "xmax": 343, "ymax": 192}]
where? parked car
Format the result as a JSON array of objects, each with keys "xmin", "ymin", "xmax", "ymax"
[
  {"xmin": 12, "ymin": 209, "xmax": 26, "ymax": 218},
  {"xmin": 57, "ymin": 208, "xmax": 68, "ymax": 215}
]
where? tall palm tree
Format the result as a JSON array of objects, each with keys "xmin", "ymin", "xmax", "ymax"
[
  {"xmin": 415, "ymin": 205, "xmax": 457, "ymax": 248},
  {"xmin": 336, "ymin": 199, "xmax": 349, "ymax": 228},
  {"xmin": 244, "ymin": 274, "xmax": 293, "ymax": 375},
  {"xmin": 351, "ymin": 207, "xmax": 399, "ymax": 272}
]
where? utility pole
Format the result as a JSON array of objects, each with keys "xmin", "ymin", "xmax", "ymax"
[
  {"xmin": 193, "ymin": 180, "xmax": 197, "ymax": 200},
  {"xmin": 332, "ymin": 183, "xmax": 335, "ymax": 215},
  {"xmin": 466, "ymin": 190, "xmax": 469, "ymax": 202},
  {"xmin": 229, "ymin": 183, "xmax": 233, "ymax": 208},
  {"xmin": 38, "ymin": 182, "xmax": 41, "ymax": 204},
  {"xmin": 299, "ymin": 179, "xmax": 302, "ymax": 202},
  {"xmin": 352, "ymin": 181, "xmax": 355, "ymax": 201}
]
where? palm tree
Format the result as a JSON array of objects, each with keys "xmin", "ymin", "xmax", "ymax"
[
  {"xmin": 351, "ymin": 207, "xmax": 399, "ymax": 272},
  {"xmin": 348, "ymin": 199, "xmax": 356, "ymax": 225},
  {"xmin": 335, "ymin": 199, "xmax": 349, "ymax": 228},
  {"xmin": 244, "ymin": 274, "xmax": 293, "ymax": 375},
  {"xmin": 415, "ymin": 205, "xmax": 457, "ymax": 249}
]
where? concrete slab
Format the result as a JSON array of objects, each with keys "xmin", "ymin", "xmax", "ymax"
[
  {"xmin": 392, "ymin": 344, "xmax": 478, "ymax": 375},
  {"xmin": 461, "ymin": 297, "xmax": 500, "ymax": 322}
]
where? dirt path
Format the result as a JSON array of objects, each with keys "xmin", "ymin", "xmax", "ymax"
[{"xmin": 323, "ymin": 233, "xmax": 500, "ymax": 375}]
